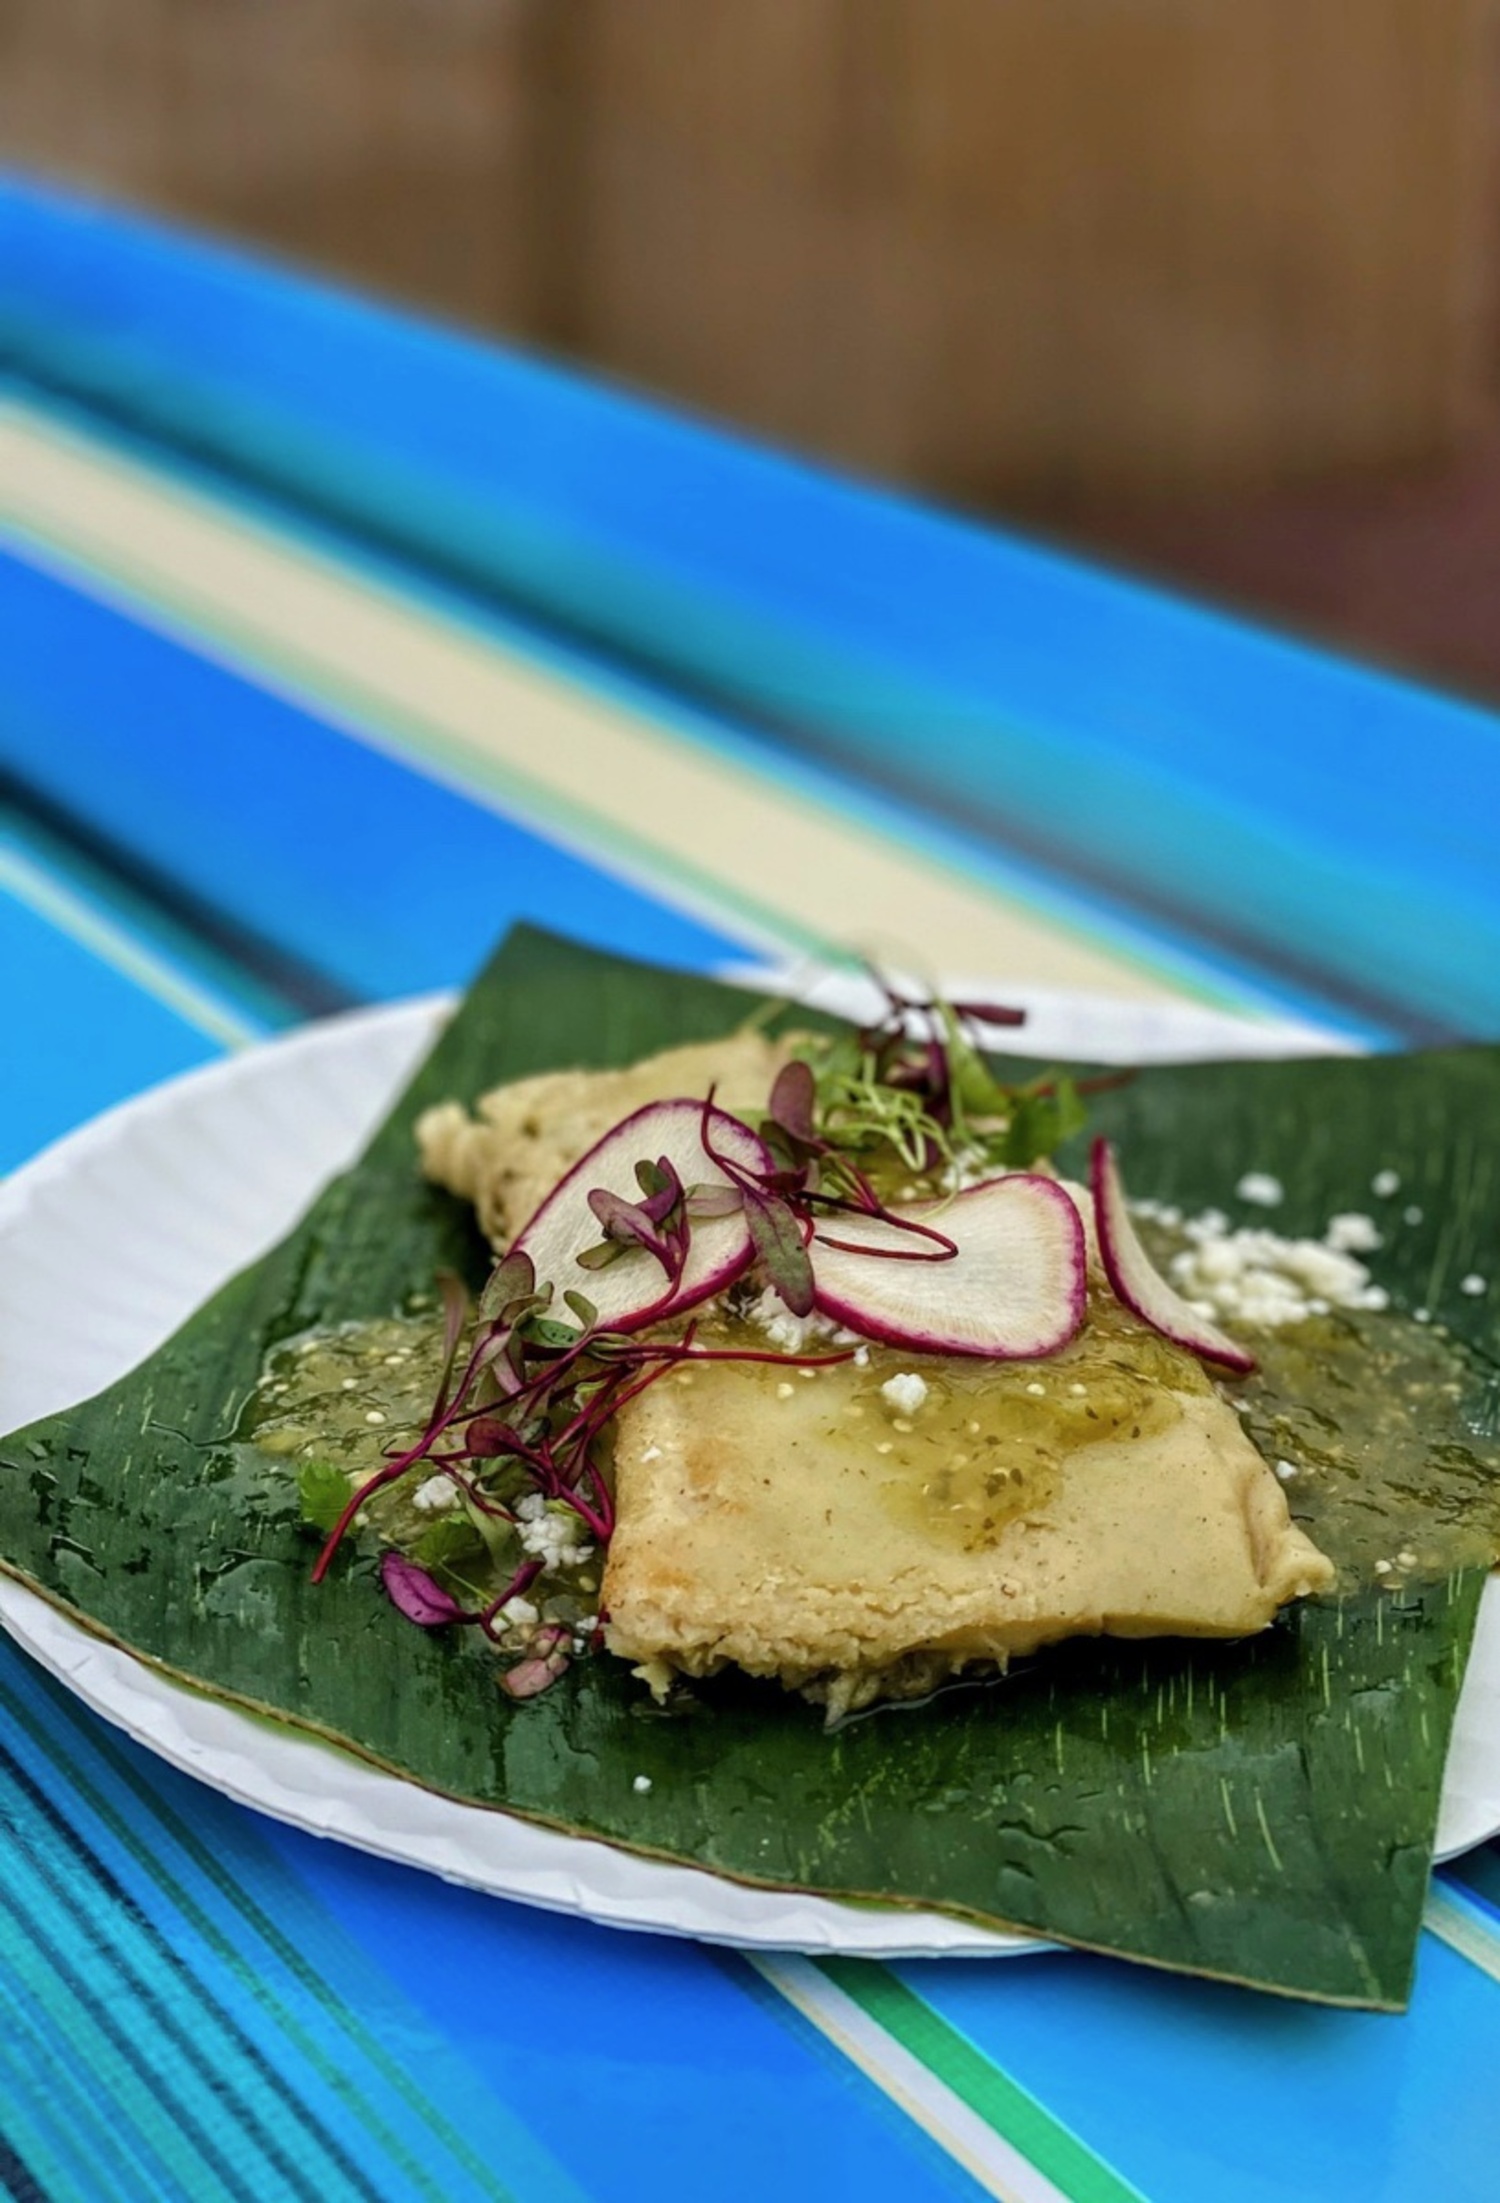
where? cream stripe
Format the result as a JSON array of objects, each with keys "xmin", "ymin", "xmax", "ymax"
[
  {"xmin": 749, "ymin": 1956, "xmax": 1072, "ymax": 2203},
  {"xmin": 0, "ymin": 842, "xmax": 262, "ymax": 1053},
  {"xmin": 1424, "ymin": 1885, "xmax": 1500, "ymax": 1985},
  {"xmin": 1, "ymin": 400, "xmax": 1198, "ymax": 1001}
]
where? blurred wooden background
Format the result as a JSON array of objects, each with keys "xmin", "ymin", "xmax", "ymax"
[{"xmin": 2, "ymin": 0, "xmax": 1496, "ymax": 516}]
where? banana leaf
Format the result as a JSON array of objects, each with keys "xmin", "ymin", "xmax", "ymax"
[{"xmin": 2, "ymin": 925, "xmax": 1498, "ymax": 2009}]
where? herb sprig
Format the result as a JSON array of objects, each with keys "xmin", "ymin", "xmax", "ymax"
[
  {"xmin": 309, "ymin": 974, "xmax": 1097, "ymax": 1695},
  {"xmin": 781, "ymin": 978, "xmax": 1088, "ymax": 1192}
]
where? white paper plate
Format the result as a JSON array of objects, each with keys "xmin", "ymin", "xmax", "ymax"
[{"xmin": 0, "ymin": 982, "xmax": 1494, "ymax": 1960}]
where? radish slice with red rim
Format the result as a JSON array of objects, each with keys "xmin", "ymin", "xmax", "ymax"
[
  {"xmin": 1091, "ymin": 1137, "xmax": 1256, "ymax": 1373},
  {"xmin": 807, "ymin": 1175, "xmax": 1087, "ymax": 1358},
  {"xmin": 511, "ymin": 1100, "xmax": 768, "ymax": 1333}
]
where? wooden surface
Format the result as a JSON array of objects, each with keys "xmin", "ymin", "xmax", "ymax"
[
  {"xmin": 3, "ymin": 0, "xmax": 1496, "ymax": 503},
  {"xmin": 0, "ymin": 0, "xmax": 547, "ymax": 330}
]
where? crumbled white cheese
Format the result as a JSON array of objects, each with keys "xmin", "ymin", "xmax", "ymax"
[
  {"xmin": 632, "ymin": 1774, "xmax": 653, "ymax": 1794},
  {"xmin": 1461, "ymin": 1274, "xmax": 1488, "ymax": 1296},
  {"xmin": 776, "ymin": 1381, "xmax": 796, "ymax": 1400},
  {"xmin": 745, "ymin": 1288, "xmax": 840, "ymax": 1354},
  {"xmin": 411, "ymin": 1474, "xmax": 458, "ymax": 1514},
  {"xmin": 1275, "ymin": 1459, "xmax": 1298, "ymax": 1482},
  {"xmin": 1325, "ymin": 1213, "xmax": 1382, "ymax": 1254},
  {"xmin": 504, "ymin": 1598, "xmax": 539, "ymax": 1631},
  {"xmin": 1372, "ymin": 1169, "xmax": 1402, "ymax": 1197},
  {"xmin": 514, "ymin": 1492, "xmax": 546, "ymax": 1522},
  {"xmin": 1166, "ymin": 1215, "xmax": 1388, "ymax": 1326},
  {"xmin": 516, "ymin": 1503, "xmax": 593, "ymax": 1571},
  {"xmin": 881, "ymin": 1371, "xmax": 929, "ymax": 1417},
  {"xmin": 1235, "ymin": 1172, "xmax": 1284, "ymax": 1208}
]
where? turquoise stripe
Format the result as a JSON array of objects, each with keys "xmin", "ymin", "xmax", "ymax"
[
  {"xmin": 275, "ymin": 1823, "xmax": 991, "ymax": 2203},
  {"xmin": 9, "ymin": 398, "xmax": 1384, "ymax": 1043},
  {"xmin": 0, "ymin": 541, "xmax": 742, "ymax": 1009},
  {"xmin": 0, "ymin": 837, "xmax": 231, "ymax": 1170},
  {"xmin": 0, "ymin": 1947, "xmax": 170, "ymax": 2202},
  {"xmin": 0, "ymin": 1665, "xmax": 455, "ymax": 2203},
  {"xmin": 0, "ymin": 1728, "xmax": 382, "ymax": 2203},
  {"xmin": 0, "ymin": 1857, "xmax": 247, "ymax": 2201},
  {"xmin": 1, "ymin": 802, "xmax": 295, "ymax": 1039},
  {"xmin": 888, "ymin": 1925, "xmax": 1500, "ymax": 2203},
  {"xmin": 4, "ymin": 182, "xmax": 1499, "ymax": 1034},
  {"xmin": 0, "ymin": 1649, "xmax": 588, "ymax": 2203}
]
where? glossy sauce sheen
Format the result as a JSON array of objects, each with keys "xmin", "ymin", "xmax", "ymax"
[
  {"xmin": 242, "ymin": 1295, "xmax": 1500, "ymax": 1598},
  {"xmin": 704, "ymin": 1297, "xmax": 1200, "ymax": 1556},
  {"xmin": 1240, "ymin": 1307, "xmax": 1500, "ymax": 1588}
]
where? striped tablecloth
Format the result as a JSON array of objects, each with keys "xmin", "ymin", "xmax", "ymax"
[{"xmin": 2, "ymin": 176, "xmax": 1499, "ymax": 2203}]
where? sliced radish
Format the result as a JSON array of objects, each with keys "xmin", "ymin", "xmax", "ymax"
[
  {"xmin": 807, "ymin": 1175, "xmax": 1087, "ymax": 1358},
  {"xmin": 511, "ymin": 1099, "xmax": 769, "ymax": 1333},
  {"xmin": 1091, "ymin": 1137, "xmax": 1256, "ymax": 1373}
]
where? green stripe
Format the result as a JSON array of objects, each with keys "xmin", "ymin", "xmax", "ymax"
[{"xmin": 818, "ymin": 1960, "xmax": 1147, "ymax": 2203}]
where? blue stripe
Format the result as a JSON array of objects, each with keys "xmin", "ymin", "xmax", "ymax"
[
  {"xmin": 0, "ymin": 831, "xmax": 233, "ymax": 1170},
  {"xmin": 0, "ymin": 1938, "xmax": 170, "ymax": 2203},
  {"xmin": 0, "ymin": 857, "xmax": 984, "ymax": 2203},
  {"xmin": 0, "ymin": 2132, "xmax": 53, "ymax": 2203},
  {"xmin": 889, "ymin": 1935, "xmax": 1500, "ymax": 2203},
  {"xmin": 0, "ymin": 2108, "xmax": 67, "ymax": 2203},
  {"xmin": 15, "ymin": 383, "xmax": 1395, "ymax": 1045},
  {"xmin": 0, "ymin": 1728, "xmax": 382, "ymax": 2203},
  {"xmin": 266, "ymin": 1821, "xmax": 988, "ymax": 2203},
  {"xmin": 0, "ymin": 1647, "xmax": 588, "ymax": 2203},
  {"xmin": 0, "ymin": 545, "xmax": 740, "ymax": 1007},
  {"xmin": 3, "ymin": 1644, "xmax": 979, "ymax": 2203},
  {"xmin": 3, "ymin": 178, "xmax": 1499, "ymax": 1034}
]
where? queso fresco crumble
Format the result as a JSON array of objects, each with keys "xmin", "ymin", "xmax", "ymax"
[{"xmin": 1136, "ymin": 1164, "xmax": 1486, "ymax": 1327}]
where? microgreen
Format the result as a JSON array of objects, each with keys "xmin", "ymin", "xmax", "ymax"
[
  {"xmin": 318, "ymin": 970, "xmax": 1093, "ymax": 1699},
  {"xmin": 411, "ymin": 1516, "xmax": 486, "ymax": 1572},
  {"xmin": 742, "ymin": 1190, "xmax": 815, "ymax": 1315},
  {"xmin": 787, "ymin": 978, "xmax": 1089, "ymax": 1190},
  {"xmin": 297, "ymin": 1458, "xmax": 352, "ymax": 1537},
  {"xmin": 380, "ymin": 1552, "xmax": 472, "ymax": 1628}
]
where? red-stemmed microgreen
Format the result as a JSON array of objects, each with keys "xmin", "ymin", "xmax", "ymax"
[
  {"xmin": 319, "ymin": 975, "xmax": 1100, "ymax": 1696},
  {"xmin": 789, "ymin": 975, "xmax": 1092, "ymax": 1182}
]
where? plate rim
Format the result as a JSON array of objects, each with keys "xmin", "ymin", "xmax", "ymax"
[{"xmin": 0, "ymin": 978, "xmax": 1493, "ymax": 1957}]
